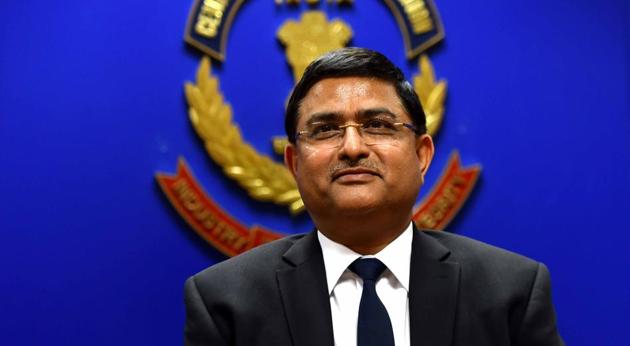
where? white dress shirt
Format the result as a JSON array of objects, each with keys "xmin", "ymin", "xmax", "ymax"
[{"xmin": 317, "ymin": 223, "xmax": 413, "ymax": 346}]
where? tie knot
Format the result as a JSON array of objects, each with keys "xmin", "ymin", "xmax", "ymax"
[{"xmin": 349, "ymin": 258, "xmax": 387, "ymax": 282}]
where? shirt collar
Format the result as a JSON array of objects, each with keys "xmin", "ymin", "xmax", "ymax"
[
  {"xmin": 373, "ymin": 223, "xmax": 412, "ymax": 292},
  {"xmin": 317, "ymin": 223, "xmax": 413, "ymax": 295}
]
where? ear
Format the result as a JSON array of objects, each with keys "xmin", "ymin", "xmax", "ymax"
[
  {"xmin": 284, "ymin": 142, "xmax": 299, "ymax": 179},
  {"xmin": 415, "ymin": 134, "xmax": 435, "ymax": 178}
]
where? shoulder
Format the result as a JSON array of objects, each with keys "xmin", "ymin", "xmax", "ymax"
[
  {"xmin": 188, "ymin": 233, "xmax": 307, "ymax": 290},
  {"xmin": 419, "ymin": 230, "xmax": 543, "ymax": 290},
  {"xmin": 418, "ymin": 231, "xmax": 563, "ymax": 344},
  {"xmin": 183, "ymin": 234, "xmax": 312, "ymax": 344},
  {"xmin": 420, "ymin": 229, "xmax": 538, "ymax": 268}
]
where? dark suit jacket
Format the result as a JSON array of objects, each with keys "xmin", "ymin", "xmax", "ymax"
[{"xmin": 184, "ymin": 229, "xmax": 563, "ymax": 346}]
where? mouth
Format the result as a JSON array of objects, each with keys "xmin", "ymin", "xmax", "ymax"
[{"xmin": 332, "ymin": 167, "xmax": 381, "ymax": 181}]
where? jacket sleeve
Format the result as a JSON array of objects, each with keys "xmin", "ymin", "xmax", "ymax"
[
  {"xmin": 184, "ymin": 276, "xmax": 229, "ymax": 346},
  {"xmin": 515, "ymin": 263, "xmax": 564, "ymax": 346}
]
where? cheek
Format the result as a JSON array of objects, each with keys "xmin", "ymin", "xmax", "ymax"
[
  {"xmin": 378, "ymin": 147, "xmax": 423, "ymax": 181},
  {"xmin": 295, "ymin": 148, "xmax": 333, "ymax": 182}
]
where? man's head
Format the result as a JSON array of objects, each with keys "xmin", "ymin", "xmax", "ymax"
[{"xmin": 283, "ymin": 47, "xmax": 434, "ymax": 252}]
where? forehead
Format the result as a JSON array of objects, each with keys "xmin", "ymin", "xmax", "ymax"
[{"xmin": 297, "ymin": 77, "xmax": 409, "ymax": 125}]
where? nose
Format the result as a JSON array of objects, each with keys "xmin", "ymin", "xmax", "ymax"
[{"xmin": 337, "ymin": 125, "xmax": 370, "ymax": 161}]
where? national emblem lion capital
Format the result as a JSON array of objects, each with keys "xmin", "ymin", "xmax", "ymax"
[{"xmin": 277, "ymin": 11, "xmax": 353, "ymax": 81}]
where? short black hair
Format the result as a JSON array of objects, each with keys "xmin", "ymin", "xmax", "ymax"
[{"xmin": 285, "ymin": 47, "xmax": 427, "ymax": 143}]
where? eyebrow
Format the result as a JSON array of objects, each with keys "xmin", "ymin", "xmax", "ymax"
[
  {"xmin": 304, "ymin": 108, "xmax": 399, "ymax": 126},
  {"xmin": 304, "ymin": 112, "xmax": 343, "ymax": 126},
  {"xmin": 357, "ymin": 108, "xmax": 397, "ymax": 120}
]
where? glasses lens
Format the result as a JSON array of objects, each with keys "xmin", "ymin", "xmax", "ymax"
[{"xmin": 299, "ymin": 120, "xmax": 411, "ymax": 148}]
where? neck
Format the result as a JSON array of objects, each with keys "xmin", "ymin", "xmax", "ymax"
[{"xmin": 315, "ymin": 213, "xmax": 412, "ymax": 255}]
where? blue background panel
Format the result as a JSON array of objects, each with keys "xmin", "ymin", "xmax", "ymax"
[{"xmin": 1, "ymin": 0, "xmax": 629, "ymax": 344}]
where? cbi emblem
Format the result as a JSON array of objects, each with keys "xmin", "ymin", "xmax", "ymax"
[{"xmin": 156, "ymin": 0, "xmax": 481, "ymax": 257}]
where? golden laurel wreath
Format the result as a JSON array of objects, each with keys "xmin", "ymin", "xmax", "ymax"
[{"xmin": 184, "ymin": 55, "xmax": 447, "ymax": 215}]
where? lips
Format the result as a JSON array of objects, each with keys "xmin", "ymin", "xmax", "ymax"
[{"xmin": 332, "ymin": 167, "xmax": 381, "ymax": 181}]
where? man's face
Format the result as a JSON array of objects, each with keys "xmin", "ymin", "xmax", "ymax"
[{"xmin": 285, "ymin": 77, "xmax": 434, "ymax": 221}]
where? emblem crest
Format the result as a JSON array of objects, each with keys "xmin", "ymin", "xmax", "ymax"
[{"xmin": 157, "ymin": 0, "xmax": 481, "ymax": 257}]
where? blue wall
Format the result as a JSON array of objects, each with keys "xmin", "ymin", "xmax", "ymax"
[{"xmin": 1, "ymin": 0, "xmax": 628, "ymax": 344}]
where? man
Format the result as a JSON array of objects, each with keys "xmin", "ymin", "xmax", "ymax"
[{"xmin": 184, "ymin": 47, "xmax": 563, "ymax": 346}]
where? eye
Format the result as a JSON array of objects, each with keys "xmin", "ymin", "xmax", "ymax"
[
  {"xmin": 310, "ymin": 122, "xmax": 340, "ymax": 138},
  {"xmin": 363, "ymin": 119, "xmax": 396, "ymax": 130}
]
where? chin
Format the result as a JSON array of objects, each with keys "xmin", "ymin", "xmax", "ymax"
[
  {"xmin": 326, "ymin": 184, "xmax": 386, "ymax": 212},
  {"xmin": 330, "ymin": 197, "xmax": 382, "ymax": 216}
]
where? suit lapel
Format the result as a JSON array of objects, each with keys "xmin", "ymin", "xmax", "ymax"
[
  {"xmin": 276, "ymin": 231, "xmax": 334, "ymax": 346},
  {"xmin": 409, "ymin": 228, "xmax": 461, "ymax": 346}
]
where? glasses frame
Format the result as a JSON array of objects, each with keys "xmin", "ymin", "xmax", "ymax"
[{"xmin": 296, "ymin": 121, "xmax": 419, "ymax": 146}]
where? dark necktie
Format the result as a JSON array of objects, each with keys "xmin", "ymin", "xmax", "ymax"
[{"xmin": 349, "ymin": 258, "xmax": 395, "ymax": 346}]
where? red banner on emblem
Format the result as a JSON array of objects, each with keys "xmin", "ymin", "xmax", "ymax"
[
  {"xmin": 156, "ymin": 159, "xmax": 282, "ymax": 257},
  {"xmin": 412, "ymin": 151, "xmax": 481, "ymax": 230}
]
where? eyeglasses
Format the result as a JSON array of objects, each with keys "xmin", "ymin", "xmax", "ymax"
[{"xmin": 296, "ymin": 118, "xmax": 419, "ymax": 148}]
